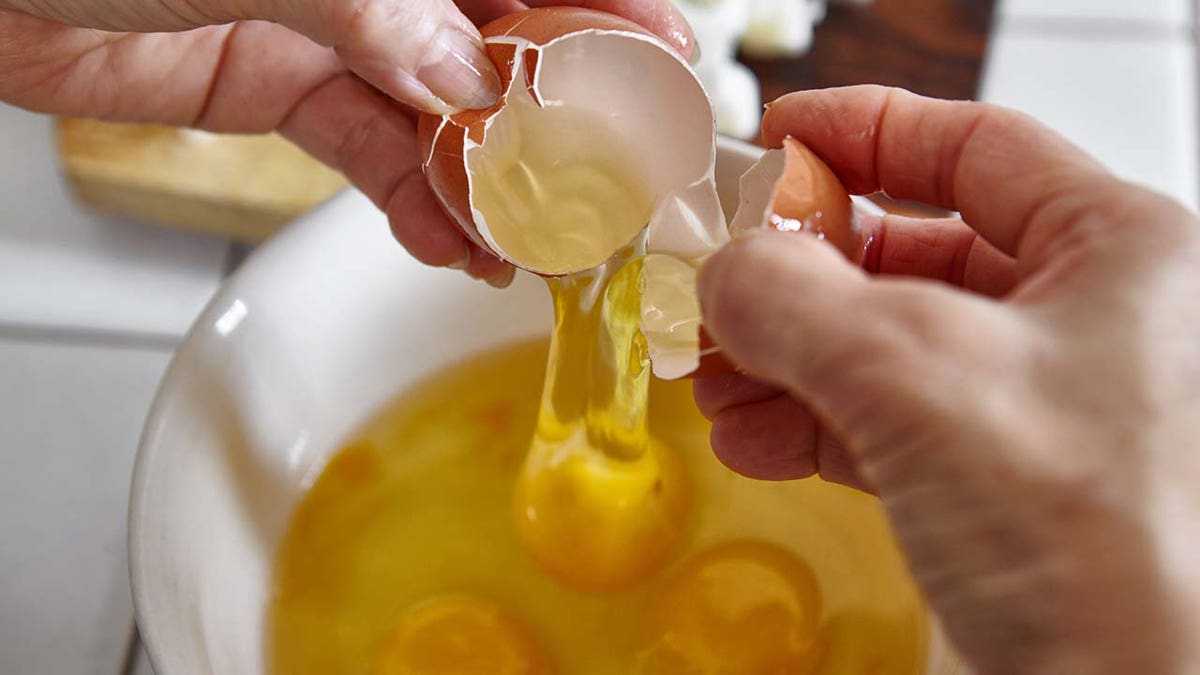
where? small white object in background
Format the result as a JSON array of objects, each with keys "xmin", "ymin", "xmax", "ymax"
[{"xmin": 679, "ymin": 0, "xmax": 866, "ymax": 139}]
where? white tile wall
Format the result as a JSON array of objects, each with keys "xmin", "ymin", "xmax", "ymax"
[
  {"xmin": 0, "ymin": 104, "xmax": 228, "ymax": 339},
  {"xmin": 982, "ymin": 22, "xmax": 1199, "ymax": 211},
  {"xmin": 0, "ymin": 339, "xmax": 170, "ymax": 675},
  {"xmin": 1000, "ymin": 0, "xmax": 1190, "ymax": 25}
]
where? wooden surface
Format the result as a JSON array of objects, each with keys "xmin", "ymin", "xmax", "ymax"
[
  {"xmin": 742, "ymin": 0, "xmax": 996, "ymax": 217},
  {"xmin": 56, "ymin": 120, "xmax": 346, "ymax": 242},
  {"xmin": 743, "ymin": 0, "xmax": 997, "ymax": 103}
]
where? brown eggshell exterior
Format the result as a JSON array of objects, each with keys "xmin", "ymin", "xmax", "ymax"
[
  {"xmin": 771, "ymin": 137, "xmax": 862, "ymax": 264},
  {"xmin": 416, "ymin": 8, "xmax": 659, "ymax": 264},
  {"xmin": 689, "ymin": 139, "xmax": 860, "ymax": 380}
]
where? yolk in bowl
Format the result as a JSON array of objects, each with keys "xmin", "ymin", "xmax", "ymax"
[
  {"xmin": 376, "ymin": 595, "xmax": 552, "ymax": 675},
  {"xmin": 269, "ymin": 340, "xmax": 931, "ymax": 674},
  {"xmin": 638, "ymin": 541, "xmax": 823, "ymax": 674}
]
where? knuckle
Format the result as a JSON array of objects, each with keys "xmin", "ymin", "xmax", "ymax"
[
  {"xmin": 331, "ymin": 107, "xmax": 388, "ymax": 176},
  {"xmin": 331, "ymin": 0, "xmax": 429, "ymax": 53}
]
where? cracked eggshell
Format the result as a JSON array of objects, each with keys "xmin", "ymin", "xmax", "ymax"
[
  {"xmin": 730, "ymin": 136, "xmax": 861, "ymax": 263},
  {"xmin": 651, "ymin": 137, "xmax": 863, "ymax": 380},
  {"xmin": 417, "ymin": 7, "xmax": 726, "ymax": 276}
]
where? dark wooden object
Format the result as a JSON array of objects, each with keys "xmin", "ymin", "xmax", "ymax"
[
  {"xmin": 742, "ymin": 0, "xmax": 997, "ymax": 104},
  {"xmin": 740, "ymin": 0, "xmax": 996, "ymax": 216}
]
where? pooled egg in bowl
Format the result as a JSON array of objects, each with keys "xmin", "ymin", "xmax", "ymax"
[
  {"xmin": 128, "ymin": 139, "xmax": 959, "ymax": 675},
  {"xmin": 129, "ymin": 8, "xmax": 962, "ymax": 675}
]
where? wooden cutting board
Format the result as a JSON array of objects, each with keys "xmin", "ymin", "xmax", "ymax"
[
  {"xmin": 742, "ymin": 0, "xmax": 996, "ymax": 218},
  {"xmin": 56, "ymin": 119, "xmax": 346, "ymax": 242},
  {"xmin": 742, "ymin": 0, "xmax": 996, "ymax": 104},
  {"xmin": 55, "ymin": 0, "xmax": 993, "ymax": 239}
]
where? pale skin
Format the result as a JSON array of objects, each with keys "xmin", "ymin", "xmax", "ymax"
[
  {"xmin": 0, "ymin": 0, "xmax": 693, "ymax": 286},
  {"xmin": 2, "ymin": 0, "xmax": 1196, "ymax": 671},
  {"xmin": 696, "ymin": 85, "xmax": 1200, "ymax": 673}
]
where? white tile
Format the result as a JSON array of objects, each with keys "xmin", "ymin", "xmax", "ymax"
[
  {"xmin": 0, "ymin": 339, "xmax": 170, "ymax": 675},
  {"xmin": 981, "ymin": 32, "xmax": 1199, "ymax": 211},
  {"xmin": 0, "ymin": 104, "xmax": 228, "ymax": 338},
  {"xmin": 999, "ymin": 0, "xmax": 1190, "ymax": 24}
]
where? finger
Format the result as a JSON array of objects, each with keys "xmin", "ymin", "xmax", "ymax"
[
  {"xmin": 860, "ymin": 214, "xmax": 1019, "ymax": 297},
  {"xmin": 459, "ymin": 245, "xmax": 514, "ymax": 287},
  {"xmin": 700, "ymin": 231, "xmax": 874, "ymax": 397},
  {"xmin": 693, "ymin": 372, "xmax": 782, "ymax": 420},
  {"xmin": 710, "ymin": 395, "xmax": 818, "ymax": 481},
  {"xmin": 710, "ymin": 394, "xmax": 868, "ymax": 490},
  {"xmin": 761, "ymin": 86, "xmax": 1124, "ymax": 265},
  {"xmin": 385, "ymin": 166, "xmax": 474, "ymax": 269},
  {"xmin": 2, "ymin": 0, "xmax": 503, "ymax": 113},
  {"xmin": 0, "ymin": 0, "xmax": 214, "ymax": 31},
  {"xmin": 280, "ymin": 72, "xmax": 475, "ymax": 269},
  {"xmin": 254, "ymin": 0, "xmax": 502, "ymax": 114},
  {"xmin": 522, "ymin": 0, "xmax": 696, "ymax": 58},
  {"xmin": 698, "ymin": 231, "xmax": 1012, "ymax": 438}
]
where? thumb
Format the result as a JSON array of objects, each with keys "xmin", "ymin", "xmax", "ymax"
[
  {"xmin": 250, "ymin": 0, "xmax": 501, "ymax": 113},
  {"xmin": 697, "ymin": 230, "xmax": 1010, "ymax": 453}
]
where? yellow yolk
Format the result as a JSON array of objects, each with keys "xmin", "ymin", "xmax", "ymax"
[
  {"xmin": 376, "ymin": 595, "xmax": 552, "ymax": 675},
  {"xmin": 470, "ymin": 93, "xmax": 689, "ymax": 591},
  {"xmin": 638, "ymin": 541, "xmax": 824, "ymax": 675},
  {"xmin": 269, "ymin": 341, "xmax": 934, "ymax": 674},
  {"xmin": 513, "ymin": 434, "xmax": 687, "ymax": 592},
  {"xmin": 513, "ymin": 255, "xmax": 689, "ymax": 591}
]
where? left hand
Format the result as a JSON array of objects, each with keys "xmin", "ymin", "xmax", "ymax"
[{"xmin": 0, "ymin": 0, "xmax": 694, "ymax": 286}]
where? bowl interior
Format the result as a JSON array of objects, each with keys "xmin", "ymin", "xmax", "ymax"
[{"xmin": 129, "ymin": 137, "xmax": 765, "ymax": 675}]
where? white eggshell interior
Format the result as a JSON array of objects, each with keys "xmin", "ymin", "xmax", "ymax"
[
  {"xmin": 641, "ymin": 253, "xmax": 703, "ymax": 380},
  {"xmin": 465, "ymin": 30, "xmax": 726, "ymax": 273},
  {"xmin": 728, "ymin": 145, "xmax": 786, "ymax": 236},
  {"xmin": 533, "ymin": 31, "xmax": 714, "ymax": 202}
]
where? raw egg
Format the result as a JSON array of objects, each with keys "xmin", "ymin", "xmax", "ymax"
[
  {"xmin": 513, "ymin": 434, "xmax": 688, "ymax": 592},
  {"xmin": 638, "ymin": 541, "xmax": 824, "ymax": 675},
  {"xmin": 376, "ymin": 595, "xmax": 552, "ymax": 675}
]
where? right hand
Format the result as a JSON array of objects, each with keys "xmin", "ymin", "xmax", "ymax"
[{"xmin": 695, "ymin": 85, "xmax": 1200, "ymax": 674}]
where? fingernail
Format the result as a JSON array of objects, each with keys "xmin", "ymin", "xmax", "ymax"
[
  {"xmin": 485, "ymin": 267, "xmax": 515, "ymax": 289},
  {"xmin": 418, "ymin": 27, "xmax": 502, "ymax": 111}
]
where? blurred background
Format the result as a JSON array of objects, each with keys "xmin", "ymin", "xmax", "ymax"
[{"xmin": 0, "ymin": 1, "xmax": 1196, "ymax": 673}]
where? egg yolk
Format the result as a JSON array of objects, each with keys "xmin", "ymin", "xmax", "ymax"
[
  {"xmin": 513, "ymin": 434, "xmax": 688, "ymax": 592},
  {"xmin": 513, "ymin": 256, "xmax": 690, "ymax": 592},
  {"xmin": 376, "ymin": 595, "xmax": 552, "ymax": 675},
  {"xmin": 638, "ymin": 541, "xmax": 824, "ymax": 675}
]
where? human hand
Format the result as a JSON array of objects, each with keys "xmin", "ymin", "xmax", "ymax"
[
  {"xmin": 0, "ymin": 0, "xmax": 693, "ymax": 285},
  {"xmin": 695, "ymin": 85, "xmax": 1200, "ymax": 673}
]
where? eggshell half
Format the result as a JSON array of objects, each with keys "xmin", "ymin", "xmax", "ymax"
[
  {"xmin": 650, "ymin": 137, "xmax": 863, "ymax": 380},
  {"xmin": 418, "ymin": 7, "xmax": 726, "ymax": 277}
]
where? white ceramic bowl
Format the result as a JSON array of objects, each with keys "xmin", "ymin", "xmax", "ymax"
[{"xmin": 129, "ymin": 137, "xmax": 957, "ymax": 674}]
